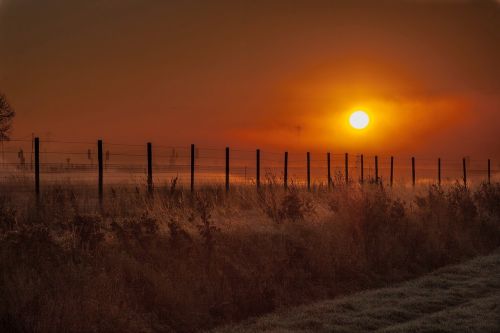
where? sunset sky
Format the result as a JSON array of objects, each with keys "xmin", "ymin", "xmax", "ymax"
[{"xmin": 0, "ymin": 0, "xmax": 499, "ymax": 156}]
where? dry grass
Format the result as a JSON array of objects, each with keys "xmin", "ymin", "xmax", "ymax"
[
  {"xmin": 0, "ymin": 181, "xmax": 499, "ymax": 332},
  {"xmin": 213, "ymin": 248, "xmax": 500, "ymax": 333}
]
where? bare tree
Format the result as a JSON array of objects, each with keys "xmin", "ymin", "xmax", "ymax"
[{"xmin": 0, "ymin": 93, "xmax": 15, "ymax": 141}]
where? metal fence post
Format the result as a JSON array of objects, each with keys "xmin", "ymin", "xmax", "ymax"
[
  {"xmin": 345, "ymin": 153, "xmax": 349, "ymax": 185},
  {"xmin": 307, "ymin": 152, "xmax": 311, "ymax": 191},
  {"xmin": 284, "ymin": 151, "xmax": 288, "ymax": 190},
  {"xmin": 327, "ymin": 152, "xmax": 331, "ymax": 189},
  {"xmin": 34, "ymin": 137, "xmax": 40, "ymax": 197},
  {"xmin": 463, "ymin": 157, "xmax": 467, "ymax": 187},
  {"xmin": 190, "ymin": 144, "xmax": 195, "ymax": 192},
  {"xmin": 487, "ymin": 159, "xmax": 491, "ymax": 185},
  {"xmin": 147, "ymin": 142, "xmax": 153, "ymax": 194},
  {"xmin": 256, "ymin": 149, "xmax": 260, "ymax": 189},
  {"xmin": 98, "ymin": 140, "xmax": 103, "ymax": 205},
  {"xmin": 438, "ymin": 158, "xmax": 441, "ymax": 186},
  {"xmin": 360, "ymin": 154, "xmax": 364, "ymax": 184},
  {"xmin": 225, "ymin": 147, "xmax": 230, "ymax": 192},
  {"xmin": 390, "ymin": 156, "xmax": 394, "ymax": 187},
  {"xmin": 412, "ymin": 157, "xmax": 416, "ymax": 187}
]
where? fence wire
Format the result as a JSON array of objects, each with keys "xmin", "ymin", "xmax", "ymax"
[{"xmin": 0, "ymin": 138, "xmax": 498, "ymax": 193}]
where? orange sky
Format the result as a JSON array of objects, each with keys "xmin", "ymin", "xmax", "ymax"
[{"xmin": 0, "ymin": 0, "xmax": 499, "ymax": 157}]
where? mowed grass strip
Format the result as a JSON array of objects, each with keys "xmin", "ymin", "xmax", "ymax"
[{"xmin": 213, "ymin": 249, "xmax": 500, "ymax": 333}]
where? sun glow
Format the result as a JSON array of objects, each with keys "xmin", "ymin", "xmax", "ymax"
[{"xmin": 349, "ymin": 110, "xmax": 370, "ymax": 129}]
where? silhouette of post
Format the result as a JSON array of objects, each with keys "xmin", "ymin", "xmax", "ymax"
[
  {"xmin": 284, "ymin": 151, "xmax": 288, "ymax": 190},
  {"xmin": 327, "ymin": 152, "xmax": 331, "ymax": 189},
  {"xmin": 147, "ymin": 142, "xmax": 153, "ymax": 194},
  {"xmin": 34, "ymin": 137, "xmax": 40, "ymax": 197},
  {"xmin": 375, "ymin": 155, "xmax": 379, "ymax": 184},
  {"xmin": 345, "ymin": 153, "xmax": 349, "ymax": 185},
  {"xmin": 306, "ymin": 152, "xmax": 311, "ymax": 191},
  {"xmin": 412, "ymin": 157, "xmax": 416, "ymax": 187},
  {"xmin": 190, "ymin": 144, "xmax": 195, "ymax": 192},
  {"xmin": 390, "ymin": 156, "xmax": 394, "ymax": 187},
  {"xmin": 256, "ymin": 149, "xmax": 261, "ymax": 189},
  {"xmin": 463, "ymin": 157, "xmax": 467, "ymax": 187},
  {"xmin": 438, "ymin": 158, "xmax": 441, "ymax": 186},
  {"xmin": 488, "ymin": 159, "xmax": 491, "ymax": 185},
  {"xmin": 225, "ymin": 147, "xmax": 229, "ymax": 192},
  {"xmin": 98, "ymin": 140, "xmax": 103, "ymax": 205},
  {"xmin": 360, "ymin": 154, "xmax": 364, "ymax": 184}
]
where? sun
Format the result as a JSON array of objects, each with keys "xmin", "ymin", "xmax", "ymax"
[{"xmin": 349, "ymin": 110, "xmax": 370, "ymax": 129}]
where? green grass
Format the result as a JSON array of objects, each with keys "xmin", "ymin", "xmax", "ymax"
[{"xmin": 213, "ymin": 248, "xmax": 500, "ymax": 333}]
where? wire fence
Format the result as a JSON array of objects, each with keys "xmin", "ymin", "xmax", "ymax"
[{"xmin": 0, "ymin": 137, "xmax": 498, "ymax": 194}]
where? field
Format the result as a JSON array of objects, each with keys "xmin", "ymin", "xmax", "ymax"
[
  {"xmin": 214, "ymin": 247, "xmax": 500, "ymax": 333},
  {"xmin": 0, "ymin": 180, "xmax": 499, "ymax": 332}
]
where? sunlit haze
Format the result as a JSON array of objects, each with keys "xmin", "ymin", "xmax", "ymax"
[{"xmin": 0, "ymin": 0, "xmax": 499, "ymax": 157}]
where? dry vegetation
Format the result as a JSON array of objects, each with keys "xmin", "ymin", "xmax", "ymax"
[{"xmin": 0, "ymin": 180, "xmax": 499, "ymax": 332}]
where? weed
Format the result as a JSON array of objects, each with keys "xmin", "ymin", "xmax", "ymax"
[{"xmin": 0, "ymin": 182, "xmax": 498, "ymax": 332}]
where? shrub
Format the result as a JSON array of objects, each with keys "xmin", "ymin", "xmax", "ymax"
[
  {"xmin": 0, "ymin": 195, "xmax": 16, "ymax": 233},
  {"xmin": 0, "ymin": 182, "xmax": 499, "ymax": 332},
  {"xmin": 73, "ymin": 214, "xmax": 104, "ymax": 252}
]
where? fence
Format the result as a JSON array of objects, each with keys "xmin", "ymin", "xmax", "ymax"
[{"xmin": 0, "ymin": 137, "xmax": 498, "ymax": 197}]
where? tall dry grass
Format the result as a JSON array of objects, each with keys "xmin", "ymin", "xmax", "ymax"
[{"xmin": 0, "ymin": 181, "xmax": 499, "ymax": 332}]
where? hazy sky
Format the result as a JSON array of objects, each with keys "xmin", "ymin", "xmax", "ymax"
[{"xmin": 0, "ymin": 0, "xmax": 499, "ymax": 156}]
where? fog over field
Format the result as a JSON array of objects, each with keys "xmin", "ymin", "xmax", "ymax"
[{"xmin": 1, "ymin": 0, "xmax": 499, "ymax": 332}]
